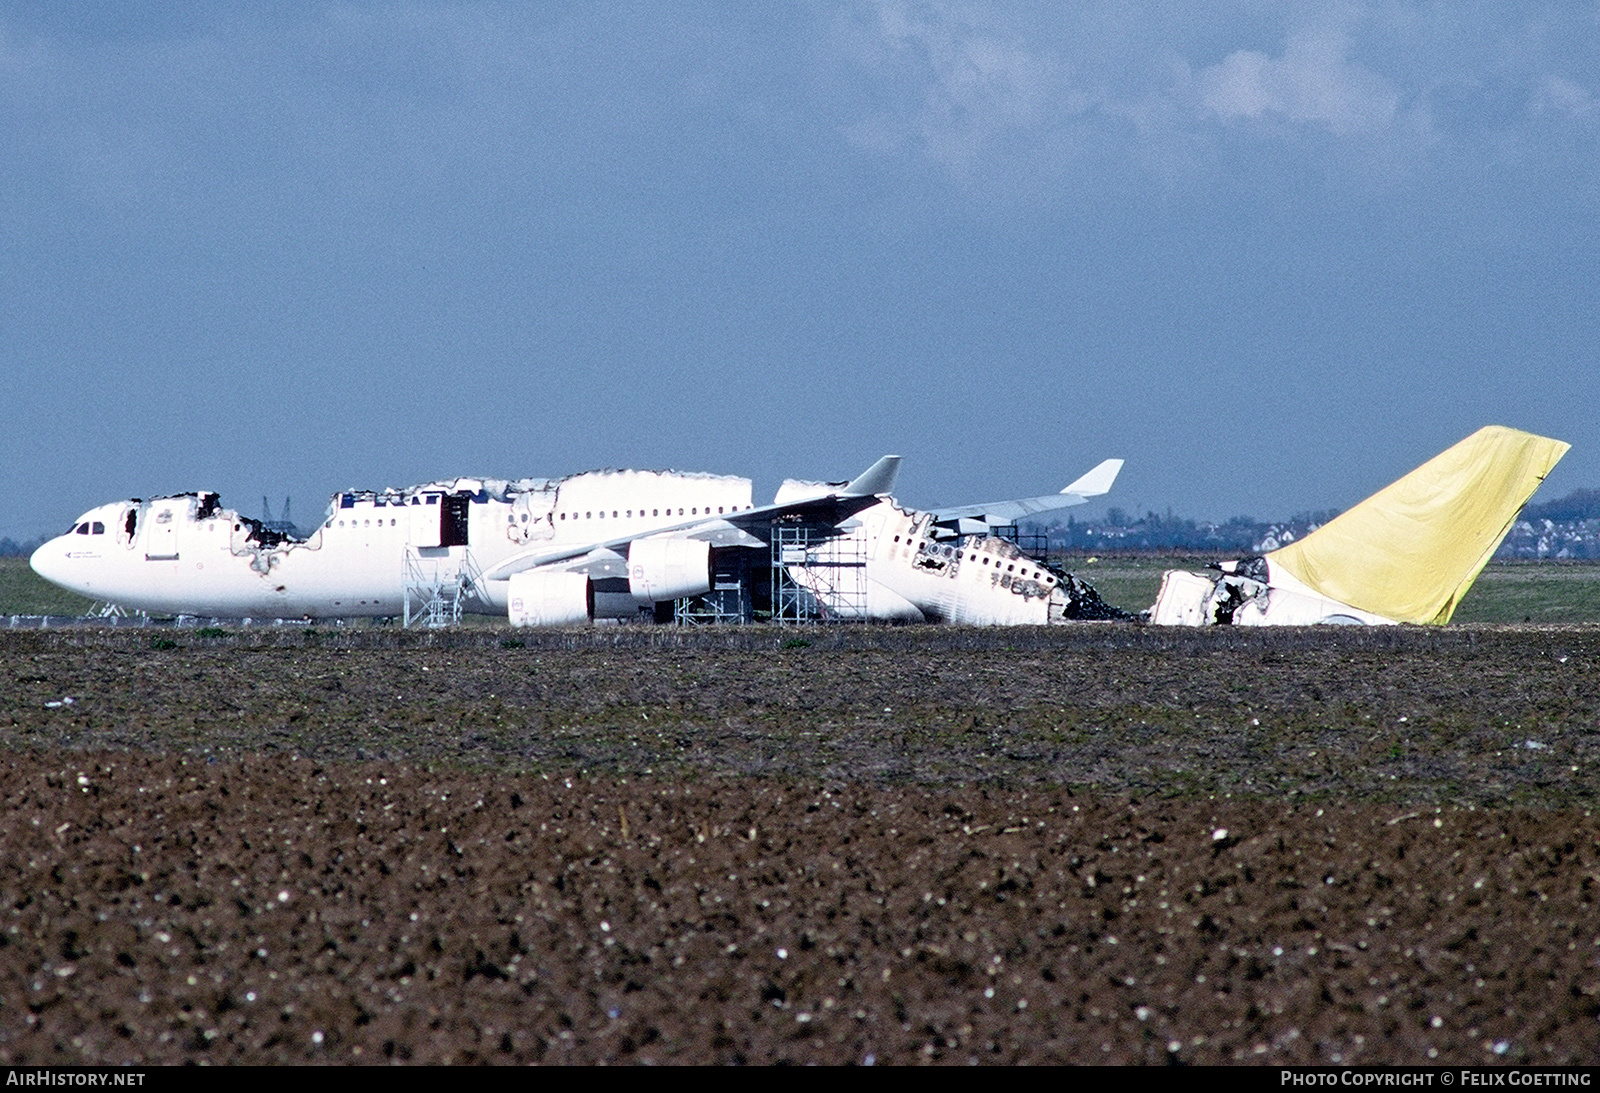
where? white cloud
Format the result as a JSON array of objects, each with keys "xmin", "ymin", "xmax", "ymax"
[
  {"xmin": 828, "ymin": 3, "xmax": 1446, "ymax": 193},
  {"xmin": 835, "ymin": 1, "xmax": 1067, "ymax": 176},
  {"xmin": 1196, "ymin": 29, "xmax": 1402, "ymax": 136},
  {"xmin": 1533, "ymin": 75, "xmax": 1596, "ymax": 121},
  {"xmin": 4, "ymin": 2, "xmax": 1597, "ymax": 213},
  {"xmin": 823, "ymin": 3, "xmax": 1600, "ymax": 194}
]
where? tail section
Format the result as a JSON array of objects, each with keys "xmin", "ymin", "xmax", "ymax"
[{"xmin": 1267, "ymin": 426, "xmax": 1569, "ymax": 624}]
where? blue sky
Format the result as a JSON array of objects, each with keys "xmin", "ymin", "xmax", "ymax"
[{"xmin": 3, "ymin": 2, "xmax": 1596, "ymax": 538}]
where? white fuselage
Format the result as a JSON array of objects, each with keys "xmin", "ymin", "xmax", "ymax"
[
  {"xmin": 33, "ymin": 469, "xmax": 1094, "ymax": 626},
  {"xmin": 782, "ymin": 499, "xmax": 1076, "ymax": 625},
  {"xmin": 31, "ymin": 471, "xmax": 754, "ymax": 619},
  {"xmin": 1147, "ymin": 561, "xmax": 1395, "ymax": 627}
]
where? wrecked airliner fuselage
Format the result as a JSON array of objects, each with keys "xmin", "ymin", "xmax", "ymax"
[
  {"xmin": 31, "ymin": 455, "xmax": 1126, "ymax": 625},
  {"xmin": 32, "ymin": 471, "xmax": 755, "ymax": 620},
  {"xmin": 1149, "ymin": 426, "xmax": 1571, "ymax": 627},
  {"xmin": 1149, "ymin": 557, "xmax": 1395, "ymax": 627},
  {"xmin": 780, "ymin": 493, "xmax": 1125, "ymax": 624}
]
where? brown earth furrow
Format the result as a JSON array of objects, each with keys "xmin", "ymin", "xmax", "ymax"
[{"xmin": 1, "ymin": 625, "xmax": 1598, "ymax": 1063}]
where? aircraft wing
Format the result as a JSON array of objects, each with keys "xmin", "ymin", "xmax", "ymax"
[
  {"xmin": 478, "ymin": 454, "xmax": 902, "ymax": 583},
  {"xmin": 926, "ymin": 458, "xmax": 1123, "ymax": 530}
]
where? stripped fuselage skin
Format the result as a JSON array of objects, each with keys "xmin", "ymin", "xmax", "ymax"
[
  {"xmin": 32, "ymin": 471, "xmax": 753, "ymax": 620},
  {"xmin": 1148, "ymin": 559, "xmax": 1393, "ymax": 627},
  {"xmin": 32, "ymin": 457, "xmax": 1121, "ymax": 626},
  {"xmin": 783, "ymin": 500, "xmax": 1082, "ymax": 624}
]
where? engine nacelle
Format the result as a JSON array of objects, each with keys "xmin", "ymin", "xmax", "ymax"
[
  {"xmin": 507, "ymin": 570, "xmax": 593, "ymax": 627},
  {"xmin": 627, "ymin": 538, "xmax": 713, "ymax": 603}
]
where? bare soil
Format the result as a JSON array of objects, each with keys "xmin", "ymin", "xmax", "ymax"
[{"xmin": 2, "ymin": 624, "xmax": 1599, "ymax": 1064}]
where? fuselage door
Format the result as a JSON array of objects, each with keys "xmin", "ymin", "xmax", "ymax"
[
  {"xmin": 144, "ymin": 501, "xmax": 181, "ymax": 560},
  {"xmin": 441, "ymin": 492, "xmax": 471, "ymax": 548},
  {"xmin": 408, "ymin": 494, "xmax": 443, "ymax": 548}
]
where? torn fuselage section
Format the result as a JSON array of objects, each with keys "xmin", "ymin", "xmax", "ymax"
[
  {"xmin": 126, "ymin": 491, "xmax": 314, "ymax": 573},
  {"xmin": 1148, "ymin": 557, "xmax": 1394, "ymax": 627},
  {"xmin": 783, "ymin": 500, "xmax": 1131, "ymax": 625},
  {"xmin": 1147, "ymin": 427, "xmax": 1571, "ymax": 627},
  {"xmin": 135, "ymin": 491, "xmax": 319, "ymax": 582}
]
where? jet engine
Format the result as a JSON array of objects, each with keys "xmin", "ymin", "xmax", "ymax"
[
  {"xmin": 626, "ymin": 538, "xmax": 713, "ymax": 603},
  {"xmin": 507, "ymin": 570, "xmax": 593, "ymax": 627}
]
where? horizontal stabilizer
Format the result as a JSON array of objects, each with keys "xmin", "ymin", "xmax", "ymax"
[{"xmin": 1062, "ymin": 458, "xmax": 1123, "ymax": 498}]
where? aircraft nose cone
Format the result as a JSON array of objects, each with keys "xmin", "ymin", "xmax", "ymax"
[{"xmin": 29, "ymin": 538, "xmax": 72, "ymax": 589}]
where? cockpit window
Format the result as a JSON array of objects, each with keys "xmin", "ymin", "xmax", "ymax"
[
  {"xmin": 75, "ymin": 523, "xmax": 89, "ymax": 535},
  {"xmin": 91, "ymin": 522, "xmax": 105, "ymax": 535}
]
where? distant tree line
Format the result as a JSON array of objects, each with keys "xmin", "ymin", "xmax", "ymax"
[
  {"xmin": 1523, "ymin": 489, "xmax": 1600, "ymax": 523},
  {"xmin": 1500, "ymin": 489, "xmax": 1600, "ymax": 559},
  {"xmin": 0, "ymin": 535, "xmax": 46, "ymax": 558},
  {"xmin": 1030, "ymin": 488, "xmax": 1600, "ymax": 559},
  {"xmin": 1037, "ymin": 508, "xmax": 1342, "ymax": 555}
]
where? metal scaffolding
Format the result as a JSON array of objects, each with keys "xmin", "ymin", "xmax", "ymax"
[
  {"xmin": 771, "ymin": 521, "xmax": 867, "ymax": 624},
  {"xmin": 403, "ymin": 547, "xmax": 477, "ymax": 628},
  {"xmin": 987, "ymin": 524, "xmax": 1052, "ymax": 562},
  {"xmin": 674, "ymin": 552, "xmax": 754, "ymax": 625}
]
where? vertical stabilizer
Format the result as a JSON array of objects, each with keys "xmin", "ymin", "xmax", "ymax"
[{"xmin": 1266, "ymin": 426, "xmax": 1570, "ymax": 624}]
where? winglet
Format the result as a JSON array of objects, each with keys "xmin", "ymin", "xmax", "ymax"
[
  {"xmin": 1062, "ymin": 458, "xmax": 1123, "ymax": 498},
  {"xmin": 842, "ymin": 455, "xmax": 902, "ymax": 498}
]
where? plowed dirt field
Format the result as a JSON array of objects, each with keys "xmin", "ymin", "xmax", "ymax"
[{"xmin": 2, "ymin": 624, "xmax": 1598, "ymax": 1064}]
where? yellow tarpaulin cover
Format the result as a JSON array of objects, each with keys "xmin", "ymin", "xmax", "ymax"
[{"xmin": 1267, "ymin": 426, "xmax": 1570, "ymax": 625}]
